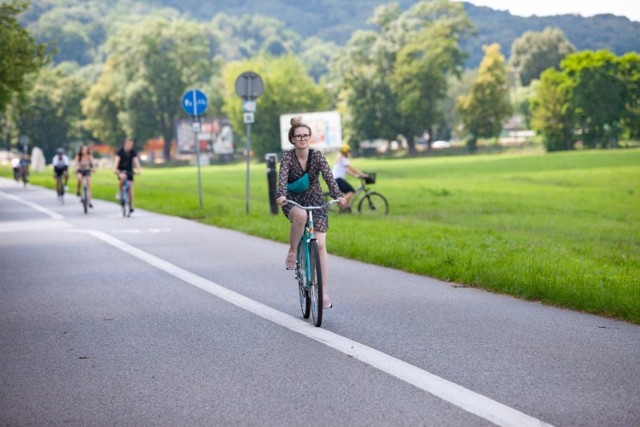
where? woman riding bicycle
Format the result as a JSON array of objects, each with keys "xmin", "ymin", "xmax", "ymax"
[
  {"xmin": 74, "ymin": 145, "xmax": 95, "ymax": 208},
  {"xmin": 332, "ymin": 144, "xmax": 369, "ymax": 210},
  {"xmin": 275, "ymin": 117, "xmax": 347, "ymax": 309}
]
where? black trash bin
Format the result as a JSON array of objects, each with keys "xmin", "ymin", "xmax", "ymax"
[{"xmin": 265, "ymin": 153, "xmax": 279, "ymax": 214}]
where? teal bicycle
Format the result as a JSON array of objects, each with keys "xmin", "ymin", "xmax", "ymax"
[{"xmin": 286, "ymin": 199, "xmax": 338, "ymax": 327}]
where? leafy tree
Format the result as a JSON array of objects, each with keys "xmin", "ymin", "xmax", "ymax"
[
  {"xmin": 15, "ymin": 65, "xmax": 88, "ymax": 160},
  {"xmin": 331, "ymin": 0, "xmax": 473, "ymax": 152},
  {"xmin": 391, "ymin": 20, "xmax": 468, "ymax": 151},
  {"xmin": 331, "ymin": 21, "xmax": 402, "ymax": 146},
  {"xmin": 221, "ymin": 55, "xmax": 328, "ymax": 160},
  {"xmin": 0, "ymin": 102, "xmax": 20, "ymax": 150},
  {"xmin": 456, "ymin": 43, "xmax": 512, "ymax": 150},
  {"xmin": 563, "ymin": 50, "xmax": 627, "ymax": 148},
  {"xmin": 530, "ymin": 50, "xmax": 639, "ymax": 151},
  {"xmin": 509, "ymin": 27, "xmax": 575, "ymax": 86},
  {"xmin": 529, "ymin": 69, "xmax": 575, "ymax": 151},
  {"xmin": 619, "ymin": 52, "xmax": 640, "ymax": 139},
  {"xmin": 82, "ymin": 58, "xmax": 127, "ymax": 147},
  {"xmin": 82, "ymin": 59, "xmax": 127, "ymax": 146},
  {"xmin": 0, "ymin": 0, "xmax": 47, "ymax": 113},
  {"xmin": 83, "ymin": 17, "xmax": 214, "ymax": 158},
  {"xmin": 439, "ymin": 69, "xmax": 476, "ymax": 141}
]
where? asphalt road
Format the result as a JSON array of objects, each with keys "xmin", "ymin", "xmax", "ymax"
[{"xmin": 1, "ymin": 177, "xmax": 639, "ymax": 426}]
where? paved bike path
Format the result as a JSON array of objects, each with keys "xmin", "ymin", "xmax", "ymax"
[{"xmin": 1, "ymin": 178, "xmax": 638, "ymax": 426}]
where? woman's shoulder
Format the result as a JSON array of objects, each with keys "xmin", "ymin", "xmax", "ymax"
[
  {"xmin": 311, "ymin": 148, "xmax": 327, "ymax": 161},
  {"xmin": 281, "ymin": 149, "xmax": 295, "ymax": 161}
]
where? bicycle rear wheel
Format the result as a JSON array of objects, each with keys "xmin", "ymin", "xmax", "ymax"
[
  {"xmin": 296, "ymin": 242, "xmax": 310, "ymax": 319},
  {"xmin": 308, "ymin": 239, "xmax": 323, "ymax": 327},
  {"xmin": 357, "ymin": 191, "xmax": 389, "ymax": 216}
]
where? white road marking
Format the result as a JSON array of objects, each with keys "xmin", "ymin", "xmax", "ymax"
[
  {"xmin": 0, "ymin": 190, "xmax": 65, "ymax": 220},
  {"xmin": 0, "ymin": 219, "xmax": 72, "ymax": 233},
  {"xmin": 111, "ymin": 228, "xmax": 171, "ymax": 234},
  {"xmin": 84, "ymin": 229, "xmax": 553, "ymax": 427}
]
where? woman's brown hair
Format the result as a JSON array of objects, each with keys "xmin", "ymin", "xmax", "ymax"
[{"xmin": 287, "ymin": 116, "xmax": 312, "ymax": 144}]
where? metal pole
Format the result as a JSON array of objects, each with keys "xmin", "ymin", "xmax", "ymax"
[
  {"xmin": 194, "ymin": 117, "xmax": 203, "ymax": 209},
  {"xmin": 245, "ymin": 123, "xmax": 251, "ymax": 214}
]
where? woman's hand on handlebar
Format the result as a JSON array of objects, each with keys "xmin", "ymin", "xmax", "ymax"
[{"xmin": 276, "ymin": 196, "xmax": 287, "ymax": 207}]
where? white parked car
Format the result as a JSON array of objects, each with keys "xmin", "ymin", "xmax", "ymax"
[{"xmin": 431, "ymin": 140, "xmax": 451, "ymax": 149}]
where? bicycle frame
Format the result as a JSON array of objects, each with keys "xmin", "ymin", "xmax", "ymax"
[
  {"xmin": 118, "ymin": 174, "xmax": 131, "ymax": 217},
  {"xmin": 81, "ymin": 174, "xmax": 89, "ymax": 213},
  {"xmin": 123, "ymin": 178, "xmax": 130, "ymax": 202},
  {"xmin": 297, "ymin": 209, "xmax": 316, "ymax": 285},
  {"xmin": 349, "ymin": 180, "xmax": 369, "ymax": 207}
]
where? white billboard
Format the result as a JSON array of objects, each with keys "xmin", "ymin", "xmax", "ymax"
[
  {"xmin": 176, "ymin": 118, "xmax": 234, "ymax": 155},
  {"xmin": 279, "ymin": 111, "xmax": 342, "ymax": 151}
]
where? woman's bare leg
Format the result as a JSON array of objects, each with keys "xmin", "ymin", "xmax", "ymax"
[
  {"xmin": 315, "ymin": 231, "xmax": 332, "ymax": 307},
  {"xmin": 288, "ymin": 207, "xmax": 306, "ymax": 253}
]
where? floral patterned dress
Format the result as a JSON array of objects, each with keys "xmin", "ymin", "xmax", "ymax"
[{"xmin": 276, "ymin": 149, "xmax": 343, "ymax": 232}]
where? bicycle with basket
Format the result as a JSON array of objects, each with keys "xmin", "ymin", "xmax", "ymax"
[{"xmin": 324, "ymin": 171, "xmax": 389, "ymax": 216}]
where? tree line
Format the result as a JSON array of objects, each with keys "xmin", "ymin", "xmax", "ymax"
[{"xmin": 1, "ymin": 0, "xmax": 638, "ymax": 162}]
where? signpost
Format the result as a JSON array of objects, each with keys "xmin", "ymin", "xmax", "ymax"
[
  {"xmin": 181, "ymin": 89, "xmax": 208, "ymax": 209},
  {"xmin": 235, "ymin": 71, "xmax": 264, "ymax": 214}
]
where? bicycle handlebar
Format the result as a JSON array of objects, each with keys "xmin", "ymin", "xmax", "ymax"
[{"xmin": 285, "ymin": 199, "xmax": 339, "ymax": 211}]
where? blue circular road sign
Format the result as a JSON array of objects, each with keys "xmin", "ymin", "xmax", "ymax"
[{"xmin": 182, "ymin": 89, "xmax": 208, "ymax": 116}]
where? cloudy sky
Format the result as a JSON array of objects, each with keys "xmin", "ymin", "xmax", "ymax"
[{"xmin": 456, "ymin": 0, "xmax": 640, "ymax": 22}]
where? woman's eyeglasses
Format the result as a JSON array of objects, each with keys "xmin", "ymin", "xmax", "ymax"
[{"xmin": 293, "ymin": 134, "xmax": 311, "ymax": 141}]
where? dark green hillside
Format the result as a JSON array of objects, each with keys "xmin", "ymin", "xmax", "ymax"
[
  {"xmin": 462, "ymin": 4, "xmax": 640, "ymax": 66},
  {"xmin": 20, "ymin": 0, "xmax": 640, "ymax": 69},
  {"xmin": 144, "ymin": 0, "xmax": 416, "ymax": 44}
]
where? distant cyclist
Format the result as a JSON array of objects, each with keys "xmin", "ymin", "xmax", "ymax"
[
  {"xmin": 11, "ymin": 155, "xmax": 20, "ymax": 182},
  {"xmin": 113, "ymin": 137, "xmax": 141, "ymax": 213},
  {"xmin": 18, "ymin": 153, "xmax": 30, "ymax": 184},
  {"xmin": 52, "ymin": 147, "xmax": 70, "ymax": 192},
  {"xmin": 74, "ymin": 145, "xmax": 96, "ymax": 208},
  {"xmin": 331, "ymin": 144, "xmax": 368, "ymax": 208}
]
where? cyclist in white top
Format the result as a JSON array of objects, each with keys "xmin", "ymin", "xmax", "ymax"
[
  {"xmin": 331, "ymin": 144, "xmax": 368, "ymax": 207},
  {"xmin": 52, "ymin": 147, "xmax": 70, "ymax": 191}
]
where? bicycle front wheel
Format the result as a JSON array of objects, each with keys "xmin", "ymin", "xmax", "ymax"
[
  {"xmin": 297, "ymin": 242, "xmax": 310, "ymax": 319},
  {"xmin": 357, "ymin": 192, "xmax": 389, "ymax": 216},
  {"xmin": 308, "ymin": 239, "xmax": 323, "ymax": 327},
  {"xmin": 322, "ymin": 191, "xmax": 339, "ymax": 214},
  {"xmin": 82, "ymin": 183, "xmax": 88, "ymax": 214},
  {"xmin": 120, "ymin": 188, "xmax": 127, "ymax": 217},
  {"xmin": 56, "ymin": 179, "xmax": 64, "ymax": 203}
]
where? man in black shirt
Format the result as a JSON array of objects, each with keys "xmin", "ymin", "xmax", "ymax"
[{"xmin": 113, "ymin": 137, "xmax": 142, "ymax": 213}]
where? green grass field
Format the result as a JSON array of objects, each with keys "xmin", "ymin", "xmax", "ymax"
[{"xmin": 4, "ymin": 148, "xmax": 639, "ymax": 323}]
